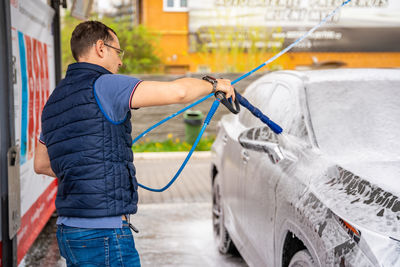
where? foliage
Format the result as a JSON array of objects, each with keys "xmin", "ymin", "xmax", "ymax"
[
  {"xmin": 132, "ymin": 134, "xmax": 215, "ymax": 152},
  {"xmin": 101, "ymin": 16, "xmax": 161, "ymax": 74},
  {"xmin": 61, "ymin": 11, "xmax": 161, "ymax": 74},
  {"xmin": 196, "ymin": 26, "xmax": 284, "ymax": 73},
  {"xmin": 193, "ymin": 6, "xmax": 285, "ymax": 73},
  {"xmin": 61, "ymin": 11, "xmax": 81, "ymax": 74}
]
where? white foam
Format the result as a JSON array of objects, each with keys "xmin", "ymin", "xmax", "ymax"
[{"xmin": 306, "ymin": 77, "xmax": 400, "ymax": 192}]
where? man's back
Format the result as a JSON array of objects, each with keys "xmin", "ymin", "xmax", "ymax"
[{"xmin": 41, "ymin": 62, "xmax": 138, "ymax": 217}]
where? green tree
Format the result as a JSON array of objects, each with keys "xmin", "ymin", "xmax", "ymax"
[
  {"xmin": 61, "ymin": 11, "xmax": 81, "ymax": 74},
  {"xmin": 102, "ymin": 16, "xmax": 161, "ymax": 74},
  {"xmin": 61, "ymin": 11, "xmax": 161, "ymax": 75}
]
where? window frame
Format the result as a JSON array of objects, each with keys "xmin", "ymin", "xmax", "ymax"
[
  {"xmin": 163, "ymin": 0, "xmax": 188, "ymax": 12},
  {"xmin": 239, "ymin": 80, "xmax": 310, "ymax": 143}
]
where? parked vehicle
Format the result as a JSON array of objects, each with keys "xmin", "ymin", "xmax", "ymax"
[{"xmin": 211, "ymin": 69, "xmax": 400, "ymax": 266}]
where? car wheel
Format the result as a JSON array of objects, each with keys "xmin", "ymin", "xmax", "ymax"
[
  {"xmin": 288, "ymin": 249, "xmax": 315, "ymax": 267},
  {"xmin": 212, "ymin": 174, "xmax": 237, "ymax": 254}
]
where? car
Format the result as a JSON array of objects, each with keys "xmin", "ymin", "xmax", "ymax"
[{"xmin": 210, "ymin": 68, "xmax": 400, "ymax": 267}]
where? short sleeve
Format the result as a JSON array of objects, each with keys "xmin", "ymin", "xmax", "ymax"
[
  {"xmin": 39, "ymin": 132, "xmax": 45, "ymax": 144},
  {"xmin": 94, "ymin": 74, "xmax": 142, "ymax": 123}
]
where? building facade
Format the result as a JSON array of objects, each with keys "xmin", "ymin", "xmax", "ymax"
[{"xmin": 137, "ymin": 0, "xmax": 400, "ymax": 74}]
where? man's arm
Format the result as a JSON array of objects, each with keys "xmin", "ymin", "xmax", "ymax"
[
  {"xmin": 131, "ymin": 78, "xmax": 235, "ymax": 108},
  {"xmin": 34, "ymin": 141, "xmax": 56, "ymax": 177}
]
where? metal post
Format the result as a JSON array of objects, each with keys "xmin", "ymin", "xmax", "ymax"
[
  {"xmin": 0, "ymin": 0, "xmax": 17, "ymax": 265},
  {"xmin": 51, "ymin": 0, "xmax": 63, "ymax": 85}
]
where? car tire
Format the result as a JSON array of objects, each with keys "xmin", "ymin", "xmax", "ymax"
[
  {"xmin": 288, "ymin": 249, "xmax": 315, "ymax": 267},
  {"xmin": 212, "ymin": 173, "xmax": 237, "ymax": 255}
]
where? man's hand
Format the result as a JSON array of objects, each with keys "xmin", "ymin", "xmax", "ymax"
[
  {"xmin": 34, "ymin": 141, "xmax": 56, "ymax": 177},
  {"xmin": 215, "ymin": 78, "xmax": 235, "ymax": 101}
]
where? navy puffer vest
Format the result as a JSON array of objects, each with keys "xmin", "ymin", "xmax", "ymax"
[{"xmin": 41, "ymin": 62, "xmax": 138, "ymax": 217}]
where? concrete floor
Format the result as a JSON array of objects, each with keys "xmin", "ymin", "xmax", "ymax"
[
  {"xmin": 20, "ymin": 153, "xmax": 247, "ymax": 267},
  {"xmin": 133, "ymin": 202, "xmax": 246, "ymax": 267},
  {"xmin": 21, "ymin": 203, "xmax": 246, "ymax": 267},
  {"xmin": 135, "ymin": 152, "xmax": 213, "ymax": 204}
]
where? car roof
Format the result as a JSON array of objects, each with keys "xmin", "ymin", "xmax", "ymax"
[
  {"xmin": 306, "ymin": 68, "xmax": 400, "ymax": 84},
  {"xmin": 265, "ymin": 68, "xmax": 400, "ymax": 84}
]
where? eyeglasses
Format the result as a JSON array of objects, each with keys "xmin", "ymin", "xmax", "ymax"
[{"xmin": 104, "ymin": 43, "xmax": 124, "ymax": 60}]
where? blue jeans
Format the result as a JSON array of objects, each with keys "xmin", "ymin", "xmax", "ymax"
[{"xmin": 56, "ymin": 223, "xmax": 141, "ymax": 267}]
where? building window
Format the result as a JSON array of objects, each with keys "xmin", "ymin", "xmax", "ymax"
[{"xmin": 163, "ymin": 0, "xmax": 188, "ymax": 12}]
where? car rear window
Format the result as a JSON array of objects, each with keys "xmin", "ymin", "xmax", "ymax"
[{"xmin": 306, "ymin": 79, "xmax": 400, "ymax": 162}]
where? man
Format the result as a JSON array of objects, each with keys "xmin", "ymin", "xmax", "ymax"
[{"xmin": 34, "ymin": 21, "xmax": 235, "ymax": 266}]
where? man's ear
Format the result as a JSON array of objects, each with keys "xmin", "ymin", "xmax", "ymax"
[{"xmin": 94, "ymin": 39, "xmax": 105, "ymax": 58}]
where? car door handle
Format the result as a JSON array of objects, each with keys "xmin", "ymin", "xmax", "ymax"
[{"xmin": 241, "ymin": 150, "xmax": 250, "ymax": 163}]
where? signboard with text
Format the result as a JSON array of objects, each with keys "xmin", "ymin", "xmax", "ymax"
[{"xmin": 188, "ymin": 0, "xmax": 400, "ymax": 52}]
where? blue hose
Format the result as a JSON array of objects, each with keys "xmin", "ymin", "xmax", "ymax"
[
  {"xmin": 136, "ymin": 99, "xmax": 220, "ymax": 192},
  {"xmin": 132, "ymin": 93, "xmax": 214, "ymax": 144}
]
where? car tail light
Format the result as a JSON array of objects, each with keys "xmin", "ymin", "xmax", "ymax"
[{"xmin": 339, "ymin": 218, "xmax": 361, "ymax": 242}]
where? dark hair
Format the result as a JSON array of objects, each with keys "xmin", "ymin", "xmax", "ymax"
[{"xmin": 70, "ymin": 21, "xmax": 117, "ymax": 61}]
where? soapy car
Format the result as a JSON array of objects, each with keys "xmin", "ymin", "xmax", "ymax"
[{"xmin": 211, "ymin": 69, "xmax": 400, "ymax": 267}]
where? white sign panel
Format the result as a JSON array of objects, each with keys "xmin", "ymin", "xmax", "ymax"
[
  {"xmin": 11, "ymin": 0, "xmax": 56, "ymax": 216},
  {"xmin": 188, "ymin": 0, "xmax": 400, "ymax": 52},
  {"xmin": 9, "ymin": 3, "xmax": 58, "ymax": 261}
]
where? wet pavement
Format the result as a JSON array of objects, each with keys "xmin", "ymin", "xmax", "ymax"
[
  {"xmin": 132, "ymin": 202, "xmax": 246, "ymax": 267},
  {"xmin": 21, "ymin": 153, "xmax": 247, "ymax": 267},
  {"xmin": 135, "ymin": 152, "xmax": 213, "ymax": 204}
]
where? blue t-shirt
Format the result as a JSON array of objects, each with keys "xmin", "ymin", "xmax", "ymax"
[{"xmin": 41, "ymin": 74, "xmax": 141, "ymax": 228}]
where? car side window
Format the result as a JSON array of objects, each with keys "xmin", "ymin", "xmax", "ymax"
[
  {"xmin": 239, "ymin": 79, "xmax": 309, "ymax": 143},
  {"xmin": 267, "ymin": 83, "xmax": 293, "ymax": 131},
  {"xmin": 239, "ymin": 82, "xmax": 275, "ymax": 128},
  {"xmin": 268, "ymin": 83, "xmax": 308, "ymax": 141}
]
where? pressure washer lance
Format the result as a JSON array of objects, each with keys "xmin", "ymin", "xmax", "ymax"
[
  {"xmin": 213, "ymin": 89, "xmax": 283, "ymax": 134},
  {"xmin": 134, "ymin": 0, "xmax": 352, "ymax": 192}
]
